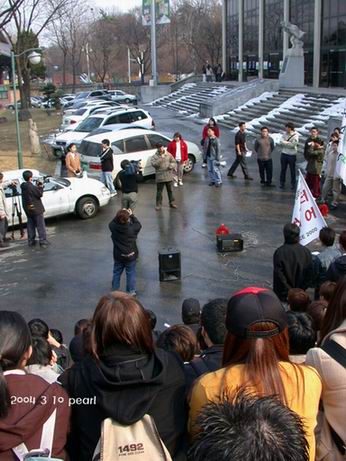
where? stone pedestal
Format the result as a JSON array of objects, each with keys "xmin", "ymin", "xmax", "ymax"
[{"xmin": 279, "ymin": 48, "xmax": 305, "ymax": 88}]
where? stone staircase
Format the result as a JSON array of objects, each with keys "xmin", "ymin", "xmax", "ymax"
[
  {"xmin": 217, "ymin": 89, "xmax": 342, "ymax": 157},
  {"xmin": 150, "ymin": 82, "xmax": 235, "ymax": 115}
]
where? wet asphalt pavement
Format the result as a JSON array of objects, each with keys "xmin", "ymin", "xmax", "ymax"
[{"xmin": 1, "ymin": 106, "xmax": 346, "ymax": 341}]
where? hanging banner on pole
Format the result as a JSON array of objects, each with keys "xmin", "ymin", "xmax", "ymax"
[
  {"xmin": 142, "ymin": 0, "xmax": 170, "ymax": 26},
  {"xmin": 292, "ymin": 170, "xmax": 327, "ymax": 246},
  {"xmin": 335, "ymin": 111, "xmax": 346, "ymax": 186}
]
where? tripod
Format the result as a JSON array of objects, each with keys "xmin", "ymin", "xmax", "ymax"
[{"xmin": 11, "ymin": 192, "xmax": 25, "ymax": 240}]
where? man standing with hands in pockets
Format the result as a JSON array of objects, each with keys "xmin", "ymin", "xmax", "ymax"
[
  {"xmin": 227, "ymin": 122, "xmax": 253, "ymax": 180},
  {"xmin": 100, "ymin": 139, "xmax": 117, "ymax": 197}
]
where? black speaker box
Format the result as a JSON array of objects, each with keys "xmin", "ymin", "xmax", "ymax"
[
  {"xmin": 159, "ymin": 248, "xmax": 181, "ymax": 281},
  {"xmin": 217, "ymin": 233, "xmax": 244, "ymax": 252}
]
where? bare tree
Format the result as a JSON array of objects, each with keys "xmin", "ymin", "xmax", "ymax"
[
  {"xmin": 3, "ymin": 0, "xmax": 73, "ymax": 111},
  {"xmin": 89, "ymin": 11, "xmax": 117, "ymax": 84},
  {"xmin": 0, "ymin": 0, "xmax": 25, "ymax": 29}
]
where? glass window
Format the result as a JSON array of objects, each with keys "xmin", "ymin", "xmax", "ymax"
[
  {"xmin": 130, "ymin": 111, "xmax": 147, "ymax": 121},
  {"xmin": 43, "ymin": 180, "xmax": 62, "ymax": 192},
  {"xmin": 75, "ymin": 108, "xmax": 87, "ymax": 116},
  {"xmin": 124, "ymin": 136, "xmax": 149, "ymax": 153},
  {"xmin": 117, "ymin": 113, "xmax": 132, "ymax": 124},
  {"xmin": 76, "ymin": 117, "xmax": 103, "ymax": 132},
  {"xmin": 111, "ymin": 140, "xmax": 125, "ymax": 154},
  {"xmin": 104, "ymin": 115, "xmax": 119, "ymax": 125},
  {"xmin": 79, "ymin": 141, "xmax": 101, "ymax": 157},
  {"xmin": 147, "ymin": 134, "xmax": 169, "ymax": 148},
  {"xmin": 90, "ymin": 91, "xmax": 104, "ymax": 97}
]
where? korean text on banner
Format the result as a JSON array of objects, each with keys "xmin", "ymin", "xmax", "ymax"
[{"xmin": 292, "ymin": 170, "xmax": 327, "ymax": 246}]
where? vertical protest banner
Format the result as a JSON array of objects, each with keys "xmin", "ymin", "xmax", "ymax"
[
  {"xmin": 335, "ymin": 111, "xmax": 346, "ymax": 186},
  {"xmin": 142, "ymin": 0, "xmax": 170, "ymax": 26},
  {"xmin": 292, "ymin": 170, "xmax": 327, "ymax": 246}
]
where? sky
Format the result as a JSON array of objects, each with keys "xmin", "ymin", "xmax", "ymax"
[{"xmin": 92, "ymin": 0, "xmax": 142, "ymax": 12}]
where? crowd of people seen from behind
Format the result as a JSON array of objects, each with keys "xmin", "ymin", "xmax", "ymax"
[{"xmin": 2, "ymin": 221, "xmax": 346, "ymax": 460}]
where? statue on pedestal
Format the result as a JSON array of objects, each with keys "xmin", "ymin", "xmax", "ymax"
[
  {"xmin": 281, "ymin": 21, "xmax": 305, "ymax": 55},
  {"xmin": 279, "ymin": 21, "xmax": 305, "ymax": 88}
]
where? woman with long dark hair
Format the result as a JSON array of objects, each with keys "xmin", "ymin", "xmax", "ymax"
[
  {"xmin": 306, "ymin": 277, "xmax": 346, "ymax": 460},
  {"xmin": 60, "ymin": 292, "xmax": 187, "ymax": 461},
  {"xmin": 189, "ymin": 288, "xmax": 321, "ymax": 461},
  {"xmin": 0, "ymin": 311, "xmax": 70, "ymax": 459}
]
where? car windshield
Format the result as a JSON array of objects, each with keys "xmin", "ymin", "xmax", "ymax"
[
  {"xmin": 53, "ymin": 177, "xmax": 70, "ymax": 187},
  {"xmin": 75, "ymin": 108, "xmax": 87, "ymax": 116},
  {"xmin": 79, "ymin": 140, "xmax": 101, "ymax": 158},
  {"xmin": 76, "ymin": 117, "xmax": 103, "ymax": 132},
  {"xmin": 75, "ymin": 92, "xmax": 89, "ymax": 99}
]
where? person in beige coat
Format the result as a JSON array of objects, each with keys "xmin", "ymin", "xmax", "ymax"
[
  {"xmin": 306, "ymin": 277, "xmax": 346, "ymax": 461},
  {"xmin": 0, "ymin": 172, "xmax": 10, "ymax": 247},
  {"xmin": 151, "ymin": 143, "xmax": 177, "ymax": 210},
  {"xmin": 65, "ymin": 143, "xmax": 81, "ymax": 177}
]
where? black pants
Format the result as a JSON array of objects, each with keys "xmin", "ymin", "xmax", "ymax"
[
  {"xmin": 257, "ymin": 159, "xmax": 273, "ymax": 184},
  {"xmin": 27, "ymin": 213, "xmax": 47, "ymax": 245},
  {"xmin": 156, "ymin": 182, "xmax": 174, "ymax": 205},
  {"xmin": 280, "ymin": 153, "xmax": 296, "ymax": 187},
  {"xmin": 228, "ymin": 154, "xmax": 249, "ymax": 178},
  {"xmin": 0, "ymin": 217, "xmax": 8, "ymax": 242}
]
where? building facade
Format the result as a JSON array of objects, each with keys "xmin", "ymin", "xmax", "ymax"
[{"xmin": 223, "ymin": 0, "xmax": 346, "ymax": 88}]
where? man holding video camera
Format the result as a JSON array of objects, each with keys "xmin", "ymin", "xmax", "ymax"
[
  {"xmin": 0, "ymin": 172, "xmax": 10, "ymax": 248},
  {"xmin": 21, "ymin": 170, "xmax": 48, "ymax": 248}
]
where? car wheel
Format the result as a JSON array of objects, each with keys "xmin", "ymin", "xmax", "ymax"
[
  {"xmin": 184, "ymin": 155, "xmax": 195, "ymax": 174},
  {"xmin": 7, "ymin": 105, "xmax": 14, "ymax": 110},
  {"xmin": 76, "ymin": 196, "xmax": 99, "ymax": 219},
  {"xmin": 125, "ymin": 98, "xmax": 131, "ymax": 103}
]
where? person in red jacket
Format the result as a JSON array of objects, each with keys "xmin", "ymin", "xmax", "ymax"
[
  {"xmin": 202, "ymin": 118, "xmax": 220, "ymax": 167},
  {"xmin": 167, "ymin": 132, "xmax": 188, "ymax": 187}
]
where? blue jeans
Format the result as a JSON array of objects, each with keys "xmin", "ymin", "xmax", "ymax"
[
  {"xmin": 100, "ymin": 171, "xmax": 115, "ymax": 193},
  {"xmin": 112, "ymin": 259, "xmax": 136, "ymax": 293},
  {"xmin": 207, "ymin": 158, "xmax": 222, "ymax": 184}
]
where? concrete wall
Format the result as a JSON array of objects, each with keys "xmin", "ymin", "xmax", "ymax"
[
  {"xmin": 140, "ymin": 85, "xmax": 171, "ymax": 104},
  {"xmin": 199, "ymin": 79, "xmax": 280, "ymax": 118}
]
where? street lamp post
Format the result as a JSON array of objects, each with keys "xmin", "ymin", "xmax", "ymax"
[{"xmin": 11, "ymin": 47, "xmax": 41, "ymax": 169}]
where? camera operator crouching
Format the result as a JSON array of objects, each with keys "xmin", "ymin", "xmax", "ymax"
[{"xmin": 20, "ymin": 170, "xmax": 49, "ymax": 249}]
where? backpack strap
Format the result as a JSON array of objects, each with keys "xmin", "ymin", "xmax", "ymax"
[
  {"xmin": 322, "ymin": 339, "xmax": 346, "ymax": 368},
  {"xmin": 321, "ymin": 339, "xmax": 346, "ymax": 455},
  {"xmin": 12, "ymin": 408, "xmax": 57, "ymax": 460}
]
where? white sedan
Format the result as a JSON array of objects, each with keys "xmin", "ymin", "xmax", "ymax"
[
  {"xmin": 79, "ymin": 128, "xmax": 202, "ymax": 180},
  {"xmin": 3, "ymin": 169, "xmax": 111, "ymax": 224}
]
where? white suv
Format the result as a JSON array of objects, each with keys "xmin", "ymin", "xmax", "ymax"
[
  {"xmin": 79, "ymin": 129, "xmax": 202, "ymax": 181},
  {"xmin": 50, "ymin": 109, "xmax": 154, "ymax": 155}
]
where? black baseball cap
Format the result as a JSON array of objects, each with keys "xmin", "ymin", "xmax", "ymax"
[
  {"xmin": 226, "ymin": 287, "xmax": 287, "ymax": 339},
  {"xmin": 182, "ymin": 298, "xmax": 201, "ymax": 324}
]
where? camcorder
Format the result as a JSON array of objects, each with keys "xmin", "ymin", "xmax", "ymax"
[
  {"xmin": 7, "ymin": 181, "xmax": 19, "ymax": 196},
  {"xmin": 130, "ymin": 159, "xmax": 142, "ymax": 173}
]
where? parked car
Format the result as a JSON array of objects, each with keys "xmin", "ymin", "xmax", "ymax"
[
  {"xmin": 79, "ymin": 129, "xmax": 202, "ymax": 181},
  {"xmin": 50, "ymin": 108, "xmax": 155, "ymax": 155},
  {"xmin": 74, "ymin": 90, "xmax": 111, "ymax": 102},
  {"xmin": 108, "ymin": 90, "xmax": 137, "ymax": 104},
  {"xmin": 31, "ymin": 96, "xmax": 45, "ymax": 108},
  {"xmin": 2, "ymin": 169, "xmax": 111, "ymax": 221},
  {"xmin": 63, "ymin": 98, "xmax": 122, "ymax": 115},
  {"xmin": 61, "ymin": 102, "xmax": 127, "ymax": 130},
  {"xmin": 6, "ymin": 102, "xmax": 21, "ymax": 110}
]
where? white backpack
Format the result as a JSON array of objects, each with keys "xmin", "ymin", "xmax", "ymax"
[{"xmin": 92, "ymin": 414, "xmax": 172, "ymax": 461}]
